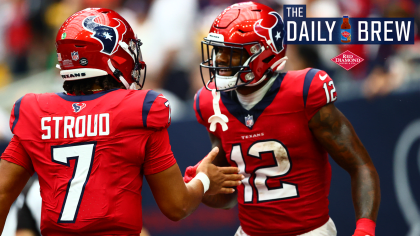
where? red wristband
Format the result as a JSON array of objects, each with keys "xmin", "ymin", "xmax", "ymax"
[{"xmin": 355, "ymin": 218, "xmax": 376, "ymax": 236}]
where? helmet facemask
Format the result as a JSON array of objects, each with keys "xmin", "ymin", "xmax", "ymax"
[
  {"xmin": 116, "ymin": 38, "xmax": 147, "ymax": 90},
  {"xmin": 200, "ymin": 38, "xmax": 264, "ymax": 92},
  {"xmin": 128, "ymin": 39, "xmax": 147, "ymax": 89}
]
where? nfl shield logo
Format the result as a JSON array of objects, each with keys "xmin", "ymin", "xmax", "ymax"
[
  {"xmin": 71, "ymin": 51, "xmax": 79, "ymax": 61},
  {"xmin": 245, "ymin": 114, "xmax": 254, "ymax": 128}
]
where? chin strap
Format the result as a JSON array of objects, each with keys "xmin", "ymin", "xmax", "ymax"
[
  {"xmin": 107, "ymin": 59, "xmax": 137, "ymax": 90},
  {"xmin": 272, "ymin": 56, "xmax": 288, "ymax": 72},
  {"xmin": 208, "ymin": 89, "xmax": 229, "ymax": 132},
  {"xmin": 118, "ymin": 41, "xmax": 135, "ymax": 62},
  {"xmin": 244, "ymin": 56, "xmax": 288, "ymax": 88}
]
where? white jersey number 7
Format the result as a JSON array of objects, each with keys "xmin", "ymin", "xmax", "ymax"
[{"xmin": 51, "ymin": 141, "xmax": 96, "ymax": 223}]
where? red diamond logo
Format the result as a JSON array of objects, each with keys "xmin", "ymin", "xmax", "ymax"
[
  {"xmin": 341, "ymin": 31, "xmax": 350, "ymax": 37},
  {"xmin": 330, "ymin": 50, "xmax": 364, "ymax": 70}
]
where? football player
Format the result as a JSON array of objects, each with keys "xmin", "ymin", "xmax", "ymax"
[
  {"xmin": 185, "ymin": 2, "xmax": 380, "ymax": 236},
  {"xmin": 0, "ymin": 8, "xmax": 243, "ymax": 236}
]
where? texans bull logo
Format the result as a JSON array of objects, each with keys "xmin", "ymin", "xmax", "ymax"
[
  {"xmin": 82, "ymin": 16, "xmax": 127, "ymax": 55},
  {"xmin": 254, "ymin": 12, "xmax": 285, "ymax": 54},
  {"xmin": 72, "ymin": 103, "xmax": 86, "ymax": 113}
]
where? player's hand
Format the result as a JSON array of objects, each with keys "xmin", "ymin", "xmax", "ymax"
[
  {"xmin": 183, "ymin": 160, "xmax": 201, "ymax": 183},
  {"xmin": 196, "ymin": 147, "xmax": 243, "ymax": 195},
  {"xmin": 352, "ymin": 229, "xmax": 373, "ymax": 236}
]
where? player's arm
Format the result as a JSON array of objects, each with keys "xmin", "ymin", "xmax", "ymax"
[
  {"xmin": 309, "ymin": 103, "xmax": 380, "ymax": 234},
  {"xmin": 0, "ymin": 160, "xmax": 31, "ymax": 233},
  {"xmin": 189, "ymin": 88, "xmax": 238, "ymax": 209},
  {"xmin": 201, "ymin": 132, "xmax": 238, "ymax": 209},
  {"xmin": 146, "ymin": 147, "xmax": 242, "ymax": 221},
  {"xmin": 143, "ymin": 92, "xmax": 241, "ymax": 220}
]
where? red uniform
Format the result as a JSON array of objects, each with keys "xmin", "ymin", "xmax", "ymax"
[
  {"xmin": 1, "ymin": 88, "xmax": 175, "ymax": 236},
  {"xmin": 194, "ymin": 68, "xmax": 337, "ymax": 236}
]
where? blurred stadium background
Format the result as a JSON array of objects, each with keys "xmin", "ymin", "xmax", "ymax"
[{"xmin": 0, "ymin": 0, "xmax": 419, "ymax": 235}]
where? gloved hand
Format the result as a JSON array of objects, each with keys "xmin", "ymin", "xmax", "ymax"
[{"xmin": 183, "ymin": 159, "xmax": 203, "ymax": 183}]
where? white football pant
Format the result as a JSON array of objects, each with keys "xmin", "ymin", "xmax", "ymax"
[{"xmin": 234, "ymin": 217, "xmax": 337, "ymax": 236}]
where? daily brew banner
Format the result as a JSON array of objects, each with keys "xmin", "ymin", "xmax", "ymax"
[{"xmin": 283, "ymin": 5, "xmax": 415, "ymax": 44}]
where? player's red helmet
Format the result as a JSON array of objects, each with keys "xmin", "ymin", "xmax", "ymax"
[
  {"xmin": 200, "ymin": 2, "xmax": 287, "ymax": 91},
  {"xmin": 56, "ymin": 8, "xmax": 146, "ymax": 89}
]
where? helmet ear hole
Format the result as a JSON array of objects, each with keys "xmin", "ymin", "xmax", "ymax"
[{"xmin": 262, "ymin": 55, "xmax": 275, "ymax": 63}]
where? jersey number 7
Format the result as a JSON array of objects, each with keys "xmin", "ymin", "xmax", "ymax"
[
  {"xmin": 51, "ymin": 141, "xmax": 97, "ymax": 223},
  {"xmin": 230, "ymin": 140, "xmax": 299, "ymax": 203}
]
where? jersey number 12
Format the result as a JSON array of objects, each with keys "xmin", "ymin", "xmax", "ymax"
[
  {"xmin": 230, "ymin": 140, "xmax": 299, "ymax": 203},
  {"xmin": 323, "ymin": 81, "xmax": 337, "ymax": 104}
]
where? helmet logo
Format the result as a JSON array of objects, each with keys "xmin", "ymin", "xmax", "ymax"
[
  {"xmin": 82, "ymin": 16, "xmax": 127, "ymax": 55},
  {"xmin": 254, "ymin": 12, "xmax": 285, "ymax": 54}
]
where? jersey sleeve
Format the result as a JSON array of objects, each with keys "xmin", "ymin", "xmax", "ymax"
[
  {"xmin": 9, "ymin": 96, "xmax": 25, "ymax": 134},
  {"xmin": 1, "ymin": 136, "xmax": 34, "ymax": 175},
  {"xmin": 303, "ymin": 69, "xmax": 337, "ymax": 121},
  {"xmin": 143, "ymin": 129, "xmax": 176, "ymax": 175},
  {"xmin": 141, "ymin": 90, "xmax": 171, "ymax": 130},
  {"xmin": 193, "ymin": 88, "xmax": 208, "ymax": 127}
]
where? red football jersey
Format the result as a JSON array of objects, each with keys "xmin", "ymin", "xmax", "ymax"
[
  {"xmin": 1, "ymin": 88, "xmax": 175, "ymax": 236},
  {"xmin": 194, "ymin": 68, "xmax": 337, "ymax": 236}
]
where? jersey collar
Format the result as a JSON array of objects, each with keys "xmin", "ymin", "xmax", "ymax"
[
  {"xmin": 55, "ymin": 88, "xmax": 121, "ymax": 102},
  {"xmin": 220, "ymin": 73, "xmax": 285, "ymax": 130}
]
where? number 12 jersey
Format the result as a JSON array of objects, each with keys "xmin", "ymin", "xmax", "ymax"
[{"xmin": 194, "ymin": 68, "xmax": 338, "ymax": 236}]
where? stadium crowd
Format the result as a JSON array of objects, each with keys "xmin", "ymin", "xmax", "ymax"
[{"xmin": 0, "ymin": 0, "xmax": 419, "ymax": 137}]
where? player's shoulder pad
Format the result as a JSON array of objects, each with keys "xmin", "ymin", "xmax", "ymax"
[
  {"xmin": 193, "ymin": 85, "xmax": 214, "ymax": 126},
  {"xmin": 10, "ymin": 94, "xmax": 37, "ymax": 134},
  {"xmin": 301, "ymin": 68, "xmax": 335, "ymax": 108},
  {"xmin": 142, "ymin": 90, "xmax": 171, "ymax": 130}
]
